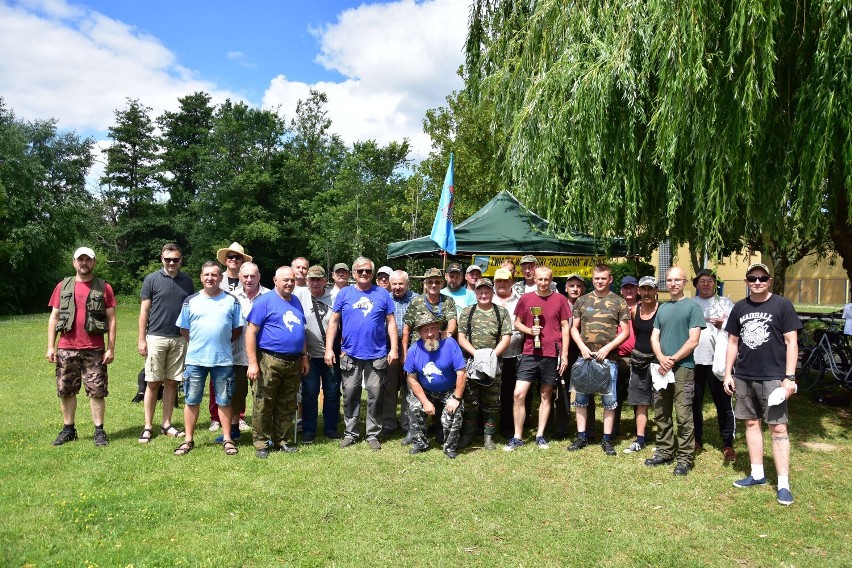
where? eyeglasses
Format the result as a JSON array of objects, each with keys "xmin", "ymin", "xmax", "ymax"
[
  {"xmin": 226, "ymin": 254, "xmax": 244, "ymax": 261},
  {"xmin": 376, "ymin": 274, "xmax": 389, "ymax": 279},
  {"xmin": 356, "ymin": 269, "xmax": 373, "ymax": 275},
  {"xmin": 746, "ymin": 275, "xmax": 771, "ymax": 283},
  {"xmin": 665, "ymin": 278, "xmax": 686, "ymax": 283},
  {"xmin": 163, "ymin": 257, "xmax": 182, "ymax": 264}
]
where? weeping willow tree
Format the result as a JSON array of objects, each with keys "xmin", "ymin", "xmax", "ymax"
[{"xmin": 465, "ymin": 0, "xmax": 852, "ymax": 284}]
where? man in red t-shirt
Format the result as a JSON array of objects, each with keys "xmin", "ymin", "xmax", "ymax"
[{"xmin": 46, "ymin": 247, "xmax": 117, "ymax": 447}]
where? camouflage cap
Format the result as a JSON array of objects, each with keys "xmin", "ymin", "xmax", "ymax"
[
  {"xmin": 307, "ymin": 265, "xmax": 325, "ymax": 278},
  {"xmin": 638, "ymin": 276, "xmax": 658, "ymax": 288},
  {"xmin": 475, "ymin": 278, "xmax": 494, "ymax": 290},
  {"xmin": 446, "ymin": 262, "xmax": 463, "ymax": 273},
  {"xmin": 565, "ymin": 273, "xmax": 585, "ymax": 283},
  {"xmin": 332, "ymin": 263, "xmax": 349, "ymax": 272},
  {"xmin": 414, "ymin": 310, "xmax": 441, "ymax": 329},
  {"xmin": 466, "ymin": 264, "xmax": 483, "ymax": 274},
  {"xmin": 746, "ymin": 262, "xmax": 770, "ymax": 276},
  {"xmin": 519, "ymin": 254, "xmax": 537, "ymax": 264},
  {"xmin": 422, "ymin": 267, "xmax": 443, "ymax": 279}
]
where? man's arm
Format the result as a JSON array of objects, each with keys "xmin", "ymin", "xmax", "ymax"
[
  {"xmin": 570, "ymin": 316, "xmax": 593, "ymax": 359},
  {"xmin": 558, "ymin": 319, "xmax": 571, "ymax": 374},
  {"xmin": 444, "ymin": 369, "xmax": 467, "ymax": 415},
  {"xmin": 666, "ymin": 326, "xmax": 701, "ymax": 365},
  {"xmin": 445, "ymin": 317, "xmax": 457, "ymax": 338},
  {"xmin": 401, "ymin": 323, "xmax": 411, "ymax": 361},
  {"xmin": 246, "ymin": 323, "xmax": 260, "ymax": 381},
  {"xmin": 46, "ymin": 307, "xmax": 60, "ymax": 363},
  {"xmin": 324, "ymin": 312, "xmax": 341, "ymax": 365},
  {"xmin": 407, "ymin": 372, "xmax": 435, "ymax": 415},
  {"xmin": 230, "ymin": 326, "xmax": 242, "ymax": 342},
  {"xmin": 137, "ymin": 298, "xmax": 151, "ymax": 357},
  {"xmin": 103, "ymin": 307, "xmax": 116, "ymax": 364},
  {"xmin": 782, "ymin": 330, "xmax": 799, "ymax": 397},
  {"xmin": 386, "ymin": 314, "xmax": 399, "ymax": 364},
  {"xmin": 650, "ymin": 328, "xmax": 664, "ymax": 367},
  {"xmin": 494, "ymin": 334, "xmax": 512, "ymax": 358},
  {"xmin": 593, "ymin": 321, "xmax": 629, "ymax": 362},
  {"xmin": 457, "ymin": 328, "xmax": 477, "ymax": 357},
  {"xmin": 180, "ymin": 328, "xmax": 189, "ymax": 341}
]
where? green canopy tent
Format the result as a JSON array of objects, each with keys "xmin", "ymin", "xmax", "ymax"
[{"xmin": 387, "ymin": 190, "xmax": 627, "ymax": 260}]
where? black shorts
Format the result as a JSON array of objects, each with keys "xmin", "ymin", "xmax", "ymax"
[{"xmin": 516, "ymin": 354, "xmax": 558, "ymax": 386}]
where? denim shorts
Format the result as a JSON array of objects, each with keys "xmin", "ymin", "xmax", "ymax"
[
  {"xmin": 183, "ymin": 365, "xmax": 233, "ymax": 406},
  {"xmin": 574, "ymin": 359, "xmax": 618, "ymax": 410}
]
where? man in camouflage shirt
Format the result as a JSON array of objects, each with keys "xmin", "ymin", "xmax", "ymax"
[
  {"xmin": 457, "ymin": 279, "xmax": 512, "ymax": 450},
  {"xmin": 569, "ymin": 263, "xmax": 630, "ymax": 456},
  {"xmin": 402, "ymin": 268, "xmax": 458, "ymax": 356}
]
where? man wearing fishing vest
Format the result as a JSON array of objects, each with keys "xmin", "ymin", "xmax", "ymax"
[
  {"xmin": 457, "ymin": 278, "xmax": 512, "ymax": 450},
  {"xmin": 46, "ymin": 247, "xmax": 117, "ymax": 447}
]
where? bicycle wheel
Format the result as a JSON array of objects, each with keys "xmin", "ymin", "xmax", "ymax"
[{"xmin": 797, "ymin": 348, "xmax": 824, "ymax": 391}]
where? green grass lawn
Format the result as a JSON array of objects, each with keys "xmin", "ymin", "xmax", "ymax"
[{"xmin": 2, "ymin": 305, "xmax": 850, "ymax": 567}]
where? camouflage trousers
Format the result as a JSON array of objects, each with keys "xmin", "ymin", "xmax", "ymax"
[
  {"xmin": 253, "ymin": 353, "xmax": 300, "ymax": 449},
  {"xmin": 461, "ymin": 374, "xmax": 502, "ymax": 436},
  {"xmin": 407, "ymin": 390, "xmax": 464, "ymax": 451}
]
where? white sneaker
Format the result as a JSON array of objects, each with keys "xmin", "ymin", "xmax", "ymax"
[
  {"xmin": 238, "ymin": 419, "xmax": 250, "ymax": 432},
  {"xmin": 208, "ymin": 421, "xmax": 221, "ymax": 432}
]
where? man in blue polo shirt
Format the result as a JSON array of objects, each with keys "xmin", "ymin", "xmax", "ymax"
[
  {"xmin": 173, "ymin": 261, "xmax": 243, "ymax": 456},
  {"xmin": 246, "ymin": 266, "xmax": 308, "ymax": 458},
  {"xmin": 325, "ymin": 256, "xmax": 398, "ymax": 450},
  {"xmin": 137, "ymin": 243, "xmax": 194, "ymax": 443}
]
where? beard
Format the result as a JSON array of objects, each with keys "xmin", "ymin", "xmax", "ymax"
[{"xmin": 423, "ymin": 338, "xmax": 440, "ymax": 352}]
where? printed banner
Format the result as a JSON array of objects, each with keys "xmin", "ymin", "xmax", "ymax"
[{"xmin": 472, "ymin": 255, "xmax": 602, "ymax": 279}]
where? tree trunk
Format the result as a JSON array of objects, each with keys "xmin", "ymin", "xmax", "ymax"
[
  {"xmin": 828, "ymin": 187, "xmax": 852, "ymax": 295},
  {"xmin": 772, "ymin": 257, "xmax": 789, "ymax": 296}
]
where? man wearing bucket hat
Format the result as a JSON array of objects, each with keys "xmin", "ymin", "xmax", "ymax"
[
  {"xmin": 457, "ymin": 278, "xmax": 513, "ymax": 450},
  {"xmin": 404, "ymin": 311, "xmax": 468, "ymax": 458},
  {"xmin": 723, "ymin": 262, "xmax": 801, "ymax": 505},
  {"xmin": 47, "ymin": 247, "xmax": 117, "ymax": 447}
]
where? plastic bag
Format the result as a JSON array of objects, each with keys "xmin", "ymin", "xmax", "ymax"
[
  {"xmin": 570, "ymin": 358, "xmax": 612, "ymax": 395},
  {"xmin": 712, "ymin": 330, "xmax": 728, "ymax": 379}
]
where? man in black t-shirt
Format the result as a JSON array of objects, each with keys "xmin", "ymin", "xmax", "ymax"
[{"xmin": 723, "ymin": 263, "xmax": 801, "ymax": 506}]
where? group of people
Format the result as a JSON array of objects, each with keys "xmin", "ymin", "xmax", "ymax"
[{"xmin": 46, "ymin": 246, "xmax": 800, "ymax": 505}]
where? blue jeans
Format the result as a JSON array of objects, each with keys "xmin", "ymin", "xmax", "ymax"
[
  {"xmin": 184, "ymin": 365, "xmax": 233, "ymax": 406},
  {"xmin": 301, "ymin": 358, "xmax": 341, "ymax": 436},
  {"xmin": 573, "ymin": 359, "xmax": 618, "ymax": 410}
]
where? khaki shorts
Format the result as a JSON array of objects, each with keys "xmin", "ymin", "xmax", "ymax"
[
  {"xmin": 733, "ymin": 377, "xmax": 788, "ymax": 424},
  {"xmin": 56, "ymin": 349, "xmax": 108, "ymax": 398},
  {"xmin": 145, "ymin": 335, "xmax": 187, "ymax": 382}
]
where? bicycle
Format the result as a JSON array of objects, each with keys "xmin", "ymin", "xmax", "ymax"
[{"xmin": 796, "ymin": 312, "xmax": 852, "ymax": 390}]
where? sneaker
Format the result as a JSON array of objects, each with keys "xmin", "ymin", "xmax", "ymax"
[
  {"xmin": 339, "ymin": 436, "xmax": 357, "ymax": 449},
  {"xmin": 503, "ymin": 437, "xmax": 525, "ymax": 452},
  {"xmin": 444, "ymin": 448, "xmax": 458, "ymax": 459},
  {"xmin": 130, "ymin": 392, "xmax": 145, "ymax": 403},
  {"xmin": 208, "ymin": 421, "xmax": 221, "ymax": 432},
  {"xmin": 367, "ymin": 438, "xmax": 382, "ymax": 451},
  {"xmin": 733, "ymin": 475, "xmax": 767, "ymax": 488},
  {"xmin": 776, "ymin": 488, "xmax": 794, "ymax": 506},
  {"xmin": 722, "ymin": 447, "xmax": 736, "ymax": 461},
  {"xmin": 600, "ymin": 439, "xmax": 617, "ymax": 456},
  {"xmin": 623, "ymin": 441, "xmax": 646, "ymax": 454},
  {"xmin": 644, "ymin": 454, "xmax": 674, "ymax": 467},
  {"xmin": 52, "ymin": 427, "xmax": 78, "ymax": 446},
  {"xmin": 238, "ymin": 419, "xmax": 251, "ymax": 432},
  {"xmin": 535, "ymin": 436, "xmax": 550, "ymax": 450},
  {"xmin": 566, "ymin": 437, "xmax": 588, "ymax": 452},
  {"xmin": 673, "ymin": 463, "xmax": 690, "ymax": 476},
  {"xmin": 94, "ymin": 429, "xmax": 109, "ymax": 447}
]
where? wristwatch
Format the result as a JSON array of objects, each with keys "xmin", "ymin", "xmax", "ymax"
[
  {"xmin": 450, "ymin": 394, "xmax": 462, "ymax": 402},
  {"xmin": 784, "ymin": 374, "xmax": 796, "ymax": 381}
]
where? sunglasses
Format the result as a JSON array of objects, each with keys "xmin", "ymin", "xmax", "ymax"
[
  {"xmin": 746, "ymin": 275, "xmax": 770, "ymax": 283},
  {"xmin": 356, "ymin": 269, "xmax": 373, "ymax": 275},
  {"xmin": 163, "ymin": 257, "xmax": 182, "ymax": 264},
  {"xmin": 226, "ymin": 254, "xmax": 244, "ymax": 261}
]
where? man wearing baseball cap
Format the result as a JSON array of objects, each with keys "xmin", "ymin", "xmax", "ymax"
[
  {"xmin": 441, "ymin": 261, "xmax": 476, "ymax": 317},
  {"xmin": 330, "ymin": 263, "xmax": 350, "ymax": 301},
  {"xmin": 723, "ymin": 262, "xmax": 801, "ymax": 505},
  {"xmin": 46, "ymin": 247, "xmax": 117, "ymax": 447}
]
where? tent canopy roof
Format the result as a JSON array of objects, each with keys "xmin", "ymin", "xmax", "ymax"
[{"xmin": 387, "ymin": 190, "xmax": 627, "ymax": 259}]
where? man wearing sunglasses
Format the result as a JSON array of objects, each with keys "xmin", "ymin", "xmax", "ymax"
[
  {"xmin": 216, "ymin": 242, "xmax": 252, "ymax": 293},
  {"xmin": 723, "ymin": 263, "xmax": 801, "ymax": 506},
  {"xmin": 137, "ymin": 243, "xmax": 195, "ymax": 443},
  {"xmin": 325, "ymin": 256, "xmax": 398, "ymax": 450}
]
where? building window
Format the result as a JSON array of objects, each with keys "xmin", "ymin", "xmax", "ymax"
[{"xmin": 658, "ymin": 240, "xmax": 671, "ymax": 291}]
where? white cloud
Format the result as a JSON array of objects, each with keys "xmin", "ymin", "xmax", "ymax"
[
  {"xmin": 0, "ymin": 0, "xmax": 239, "ymax": 132},
  {"xmin": 263, "ymin": 0, "xmax": 468, "ymax": 160}
]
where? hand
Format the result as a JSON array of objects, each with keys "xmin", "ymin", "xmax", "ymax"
[
  {"xmin": 723, "ymin": 376, "xmax": 735, "ymax": 395},
  {"xmin": 301, "ymin": 356, "xmax": 310, "ymax": 376},
  {"xmin": 137, "ymin": 338, "xmax": 147, "ymax": 357},
  {"xmin": 423, "ymin": 400, "xmax": 436, "ymax": 416},
  {"xmin": 387, "ymin": 348, "xmax": 399, "ymax": 365},
  {"xmin": 247, "ymin": 363, "xmax": 260, "ymax": 382},
  {"xmin": 446, "ymin": 397, "xmax": 460, "ymax": 415},
  {"xmin": 531, "ymin": 325, "xmax": 541, "ymax": 337},
  {"xmin": 558, "ymin": 357, "xmax": 568, "ymax": 376},
  {"xmin": 659, "ymin": 356, "xmax": 675, "ymax": 373},
  {"xmin": 782, "ymin": 378, "xmax": 797, "ymax": 399},
  {"xmin": 324, "ymin": 348, "xmax": 336, "ymax": 366},
  {"xmin": 711, "ymin": 318, "xmax": 724, "ymax": 329},
  {"xmin": 594, "ymin": 346, "xmax": 611, "ymax": 362},
  {"xmin": 102, "ymin": 349, "xmax": 114, "ymax": 365},
  {"xmin": 579, "ymin": 345, "xmax": 593, "ymax": 359},
  {"xmin": 46, "ymin": 347, "xmax": 57, "ymax": 363}
]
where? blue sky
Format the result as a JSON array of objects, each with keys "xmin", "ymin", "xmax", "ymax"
[{"xmin": 0, "ymin": 0, "xmax": 468, "ymax": 168}]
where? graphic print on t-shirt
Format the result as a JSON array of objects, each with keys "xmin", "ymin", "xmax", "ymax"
[
  {"xmin": 423, "ymin": 361, "xmax": 443, "ymax": 384},
  {"xmin": 283, "ymin": 310, "xmax": 301, "ymax": 331},
  {"xmin": 353, "ymin": 297, "xmax": 374, "ymax": 316},
  {"xmin": 740, "ymin": 313, "xmax": 772, "ymax": 350}
]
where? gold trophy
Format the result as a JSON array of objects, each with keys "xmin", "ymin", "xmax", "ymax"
[{"xmin": 530, "ymin": 307, "xmax": 542, "ymax": 349}]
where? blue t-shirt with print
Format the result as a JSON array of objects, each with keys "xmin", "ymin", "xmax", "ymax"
[
  {"xmin": 246, "ymin": 292, "xmax": 306, "ymax": 355},
  {"xmin": 333, "ymin": 285, "xmax": 395, "ymax": 360},
  {"xmin": 403, "ymin": 337, "xmax": 466, "ymax": 392},
  {"xmin": 177, "ymin": 291, "xmax": 243, "ymax": 366}
]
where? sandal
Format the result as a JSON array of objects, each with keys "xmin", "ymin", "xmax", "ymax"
[
  {"xmin": 223, "ymin": 440, "xmax": 238, "ymax": 456},
  {"xmin": 138, "ymin": 428, "xmax": 153, "ymax": 444},
  {"xmin": 173, "ymin": 440, "xmax": 194, "ymax": 456},
  {"xmin": 162, "ymin": 424, "xmax": 185, "ymax": 438}
]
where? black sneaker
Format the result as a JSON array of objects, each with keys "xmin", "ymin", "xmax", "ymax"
[
  {"xmin": 600, "ymin": 439, "xmax": 617, "ymax": 456},
  {"xmin": 644, "ymin": 454, "xmax": 674, "ymax": 467},
  {"xmin": 130, "ymin": 392, "xmax": 144, "ymax": 403},
  {"xmin": 566, "ymin": 437, "xmax": 588, "ymax": 452},
  {"xmin": 673, "ymin": 463, "xmax": 690, "ymax": 476},
  {"xmin": 94, "ymin": 429, "xmax": 108, "ymax": 447},
  {"xmin": 52, "ymin": 427, "xmax": 78, "ymax": 446}
]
